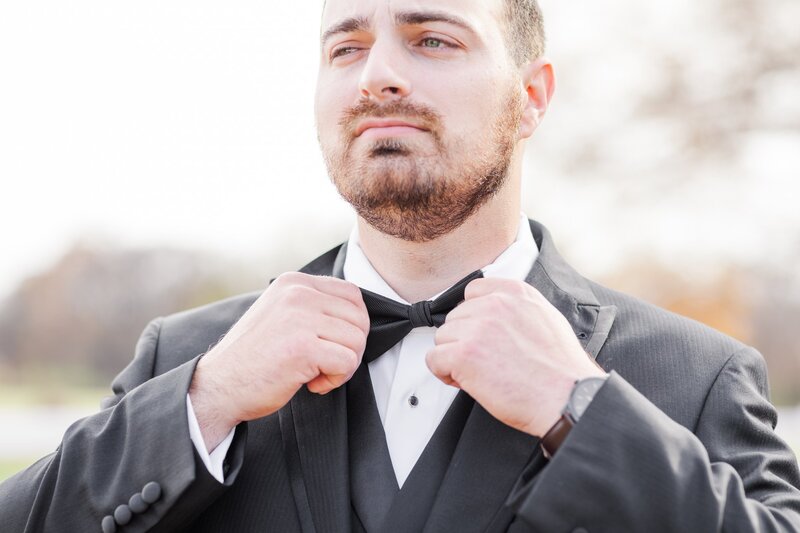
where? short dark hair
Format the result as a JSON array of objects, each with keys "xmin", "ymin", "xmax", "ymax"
[{"xmin": 503, "ymin": 0, "xmax": 546, "ymax": 65}]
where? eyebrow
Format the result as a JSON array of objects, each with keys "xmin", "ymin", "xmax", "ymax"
[
  {"xmin": 321, "ymin": 10, "xmax": 477, "ymax": 47},
  {"xmin": 394, "ymin": 10, "xmax": 476, "ymax": 35},
  {"xmin": 321, "ymin": 15, "xmax": 371, "ymax": 47}
]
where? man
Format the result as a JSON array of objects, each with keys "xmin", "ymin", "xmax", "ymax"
[{"xmin": 2, "ymin": 0, "xmax": 800, "ymax": 531}]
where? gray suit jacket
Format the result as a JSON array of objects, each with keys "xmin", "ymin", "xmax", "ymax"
[{"xmin": 2, "ymin": 220, "xmax": 800, "ymax": 532}]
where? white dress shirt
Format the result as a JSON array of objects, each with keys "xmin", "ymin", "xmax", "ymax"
[{"xmin": 188, "ymin": 214, "xmax": 539, "ymax": 486}]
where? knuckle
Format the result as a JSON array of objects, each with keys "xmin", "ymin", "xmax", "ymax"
[
  {"xmin": 359, "ymin": 312, "xmax": 371, "ymax": 333},
  {"xmin": 283, "ymin": 284, "xmax": 313, "ymax": 307},
  {"xmin": 342, "ymin": 348, "xmax": 359, "ymax": 369},
  {"xmin": 337, "ymin": 324, "xmax": 358, "ymax": 354},
  {"xmin": 345, "ymin": 282, "xmax": 363, "ymax": 301},
  {"xmin": 460, "ymin": 342, "xmax": 479, "ymax": 361},
  {"xmin": 355, "ymin": 330, "xmax": 368, "ymax": 353},
  {"xmin": 499, "ymin": 293, "xmax": 520, "ymax": 313},
  {"xmin": 475, "ymin": 319, "xmax": 493, "ymax": 338},
  {"xmin": 485, "ymin": 294, "xmax": 505, "ymax": 314},
  {"xmin": 291, "ymin": 334, "xmax": 316, "ymax": 359},
  {"xmin": 522, "ymin": 285, "xmax": 544, "ymax": 304},
  {"xmin": 464, "ymin": 280, "xmax": 481, "ymax": 299},
  {"xmin": 509, "ymin": 281, "xmax": 529, "ymax": 297},
  {"xmin": 274, "ymin": 271, "xmax": 301, "ymax": 286},
  {"xmin": 425, "ymin": 351, "xmax": 441, "ymax": 373}
]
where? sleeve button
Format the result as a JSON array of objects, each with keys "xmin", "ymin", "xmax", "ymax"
[
  {"xmin": 129, "ymin": 492, "xmax": 148, "ymax": 513},
  {"xmin": 101, "ymin": 515, "xmax": 117, "ymax": 533},
  {"xmin": 141, "ymin": 481, "xmax": 162, "ymax": 504},
  {"xmin": 114, "ymin": 504, "xmax": 132, "ymax": 526}
]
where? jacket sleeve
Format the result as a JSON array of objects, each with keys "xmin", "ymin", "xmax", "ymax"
[
  {"xmin": 0, "ymin": 319, "xmax": 247, "ymax": 533},
  {"xmin": 507, "ymin": 347, "xmax": 800, "ymax": 532}
]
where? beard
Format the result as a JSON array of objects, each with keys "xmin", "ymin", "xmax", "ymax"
[{"xmin": 322, "ymin": 87, "xmax": 524, "ymax": 242}]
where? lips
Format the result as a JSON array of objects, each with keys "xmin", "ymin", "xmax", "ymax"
[{"xmin": 355, "ymin": 119, "xmax": 428, "ymax": 137}]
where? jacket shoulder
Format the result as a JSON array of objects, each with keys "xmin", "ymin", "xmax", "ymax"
[
  {"xmin": 151, "ymin": 291, "xmax": 262, "ymax": 376},
  {"xmin": 587, "ymin": 280, "xmax": 761, "ymax": 427},
  {"xmin": 592, "ymin": 281, "xmax": 747, "ymax": 356}
]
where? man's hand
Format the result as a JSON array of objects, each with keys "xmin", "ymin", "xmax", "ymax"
[
  {"xmin": 189, "ymin": 272, "xmax": 370, "ymax": 451},
  {"xmin": 426, "ymin": 278, "xmax": 605, "ymax": 437}
]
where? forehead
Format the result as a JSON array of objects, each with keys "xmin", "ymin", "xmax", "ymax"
[{"xmin": 321, "ymin": 0, "xmax": 505, "ymax": 34}]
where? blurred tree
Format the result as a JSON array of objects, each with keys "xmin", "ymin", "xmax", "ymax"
[
  {"xmin": 750, "ymin": 272, "xmax": 800, "ymax": 406},
  {"xmin": 0, "ymin": 242, "xmax": 264, "ymax": 385},
  {"xmin": 603, "ymin": 260, "xmax": 800, "ymax": 406}
]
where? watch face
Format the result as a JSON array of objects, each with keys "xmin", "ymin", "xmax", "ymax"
[{"xmin": 569, "ymin": 377, "xmax": 607, "ymax": 420}]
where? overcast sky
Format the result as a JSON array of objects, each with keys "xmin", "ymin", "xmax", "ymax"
[{"xmin": 1, "ymin": 0, "xmax": 798, "ymax": 300}]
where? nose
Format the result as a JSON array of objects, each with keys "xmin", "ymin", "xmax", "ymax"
[{"xmin": 358, "ymin": 40, "xmax": 411, "ymax": 101}]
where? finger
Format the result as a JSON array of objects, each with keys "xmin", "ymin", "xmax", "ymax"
[
  {"xmin": 277, "ymin": 283, "xmax": 368, "ymax": 335},
  {"xmin": 317, "ymin": 315, "xmax": 367, "ymax": 356},
  {"xmin": 307, "ymin": 373, "xmax": 348, "ymax": 394},
  {"xmin": 464, "ymin": 277, "xmax": 528, "ymax": 301},
  {"xmin": 307, "ymin": 275, "xmax": 366, "ymax": 310},
  {"xmin": 313, "ymin": 338, "xmax": 361, "ymax": 377},
  {"xmin": 320, "ymin": 293, "xmax": 371, "ymax": 335},
  {"xmin": 438, "ymin": 375, "xmax": 460, "ymax": 388},
  {"xmin": 426, "ymin": 345, "xmax": 456, "ymax": 384},
  {"xmin": 434, "ymin": 319, "xmax": 467, "ymax": 345},
  {"xmin": 442, "ymin": 298, "xmax": 483, "ymax": 322},
  {"xmin": 273, "ymin": 272, "xmax": 366, "ymax": 311},
  {"xmin": 463, "ymin": 277, "xmax": 498, "ymax": 300}
]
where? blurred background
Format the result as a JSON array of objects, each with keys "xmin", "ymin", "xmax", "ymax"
[{"xmin": 0, "ymin": 0, "xmax": 798, "ymax": 482}]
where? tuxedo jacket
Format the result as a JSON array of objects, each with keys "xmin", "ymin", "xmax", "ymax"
[{"xmin": 2, "ymin": 220, "xmax": 800, "ymax": 532}]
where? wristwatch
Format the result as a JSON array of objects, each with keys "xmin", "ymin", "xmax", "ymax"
[{"xmin": 540, "ymin": 375, "xmax": 608, "ymax": 459}]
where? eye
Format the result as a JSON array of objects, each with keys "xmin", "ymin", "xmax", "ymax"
[
  {"xmin": 331, "ymin": 46, "xmax": 362, "ymax": 60},
  {"xmin": 413, "ymin": 35, "xmax": 459, "ymax": 52},
  {"xmin": 421, "ymin": 38, "xmax": 445, "ymax": 48}
]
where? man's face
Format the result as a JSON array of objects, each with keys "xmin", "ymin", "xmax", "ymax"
[{"xmin": 316, "ymin": 0, "xmax": 526, "ymax": 242}]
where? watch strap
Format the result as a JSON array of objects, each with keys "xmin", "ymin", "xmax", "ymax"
[{"xmin": 540, "ymin": 414, "xmax": 574, "ymax": 460}]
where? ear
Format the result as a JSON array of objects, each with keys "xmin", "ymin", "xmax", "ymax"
[{"xmin": 518, "ymin": 58, "xmax": 555, "ymax": 140}]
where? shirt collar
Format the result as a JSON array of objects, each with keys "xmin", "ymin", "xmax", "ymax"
[{"xmin": 343, "ymin": 214, "xmax": 539, "ymax": 304}]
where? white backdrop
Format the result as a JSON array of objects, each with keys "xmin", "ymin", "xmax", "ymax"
[{"xmin": 1, "ymin": 0, "xmax": 798, "ymax": 299}]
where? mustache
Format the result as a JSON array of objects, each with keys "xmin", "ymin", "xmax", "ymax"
[{"xmin": 339, "ymin": 99, "xmax": 443, "ymax": 139}]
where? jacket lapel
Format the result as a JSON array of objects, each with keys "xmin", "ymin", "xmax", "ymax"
[
  {"xmin": 281, "ymin": 386, "xmax": 350, "ymax": 533},
  {"xmin": 525, "ymin": 220, "xmax": 617, "ymax": 362},
  {"xmin": 423, "ymin": 220, "xmax": 618, "ymax": 532},
  {"xmin": 279, "ymin": 245, "xmax": 351, "ymax": 533}
]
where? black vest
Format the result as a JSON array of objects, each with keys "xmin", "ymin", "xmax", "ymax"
[{"xmin": 347, "ymin": 363, "xmax": 474, "ymax": 533}]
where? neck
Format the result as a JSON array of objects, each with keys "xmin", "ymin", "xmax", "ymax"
[{"xmin": 356, "ymin": 177, "xmax": 521, "ymax": 303}]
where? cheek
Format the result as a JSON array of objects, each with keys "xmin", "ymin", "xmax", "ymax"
[
  {"xmin": 434, "ymin": 71, "xmax": 508, "ymax": 139},
  {"xmin": 315, "ymin": 75, "xmax": 358, "ymax": 140},
  {"xmin": 315, "ymin": 106, "xmax": 343, "ymax": 151}
]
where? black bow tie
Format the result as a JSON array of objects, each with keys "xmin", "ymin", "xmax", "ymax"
[{"xmin": 359, "ymin": 270, "xmax": 484, "ymax": 364}]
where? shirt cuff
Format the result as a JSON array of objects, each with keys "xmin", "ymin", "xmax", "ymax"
[{"xmin": 186, "ymin": 393, "xmax": 236, "ymax": 483}]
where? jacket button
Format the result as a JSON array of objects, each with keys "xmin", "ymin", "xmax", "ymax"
[
  {"xmin": 114, "ymin": 504, "xmax": 132, "ymax": 526},
  {"xmin": 129, "ymin": 492, "xmax": 148, "ymax": 513},
  {"xmin": 101, "ymin": 515, "xmax": 117, "ymax": 533},
  {"xmin": 141, "ymin": 481, "xmax": 162, "ymax": 504}
]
